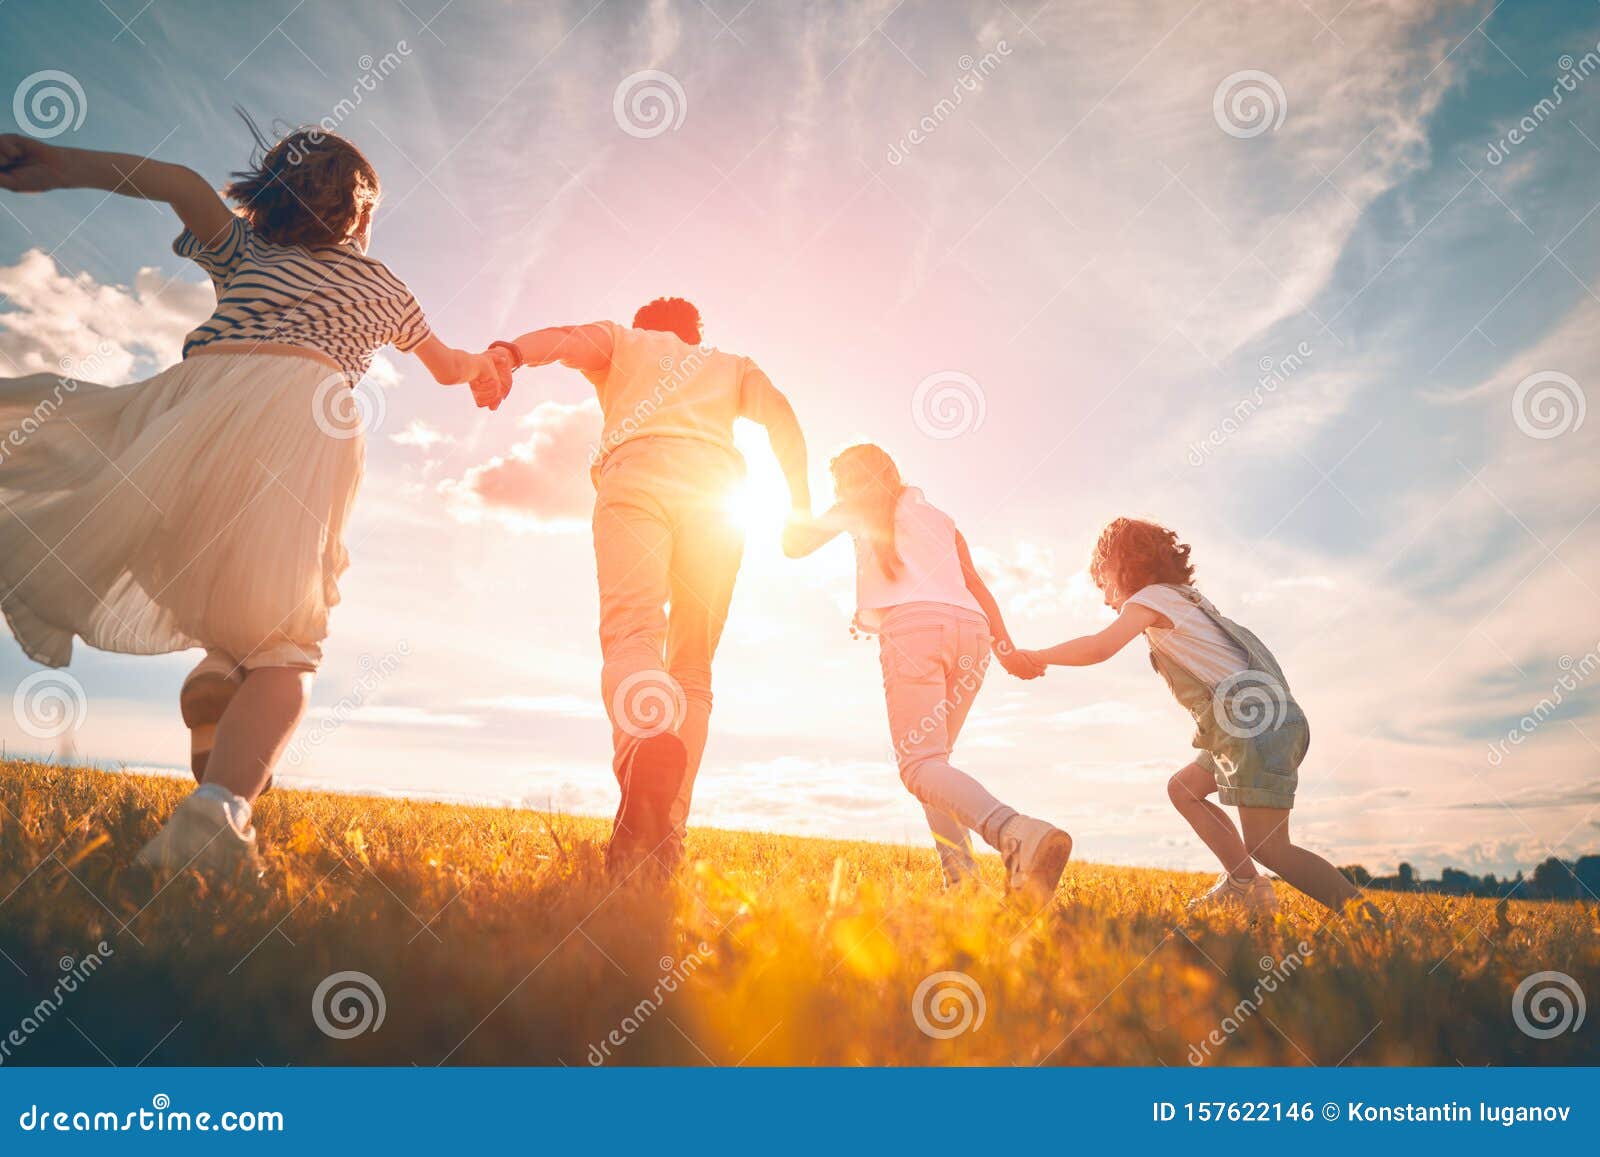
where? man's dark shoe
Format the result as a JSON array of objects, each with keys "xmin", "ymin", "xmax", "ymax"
[{"xmin": 606, "ymin": 733, "xmax": 688, "ymax": 877}]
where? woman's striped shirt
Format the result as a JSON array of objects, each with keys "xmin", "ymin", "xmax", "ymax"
[{"xmin": 173, "ymin": 216, "xmax": 431, "ymax": 383}]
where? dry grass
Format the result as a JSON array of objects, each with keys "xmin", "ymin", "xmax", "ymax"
[{"xmin": 0, "ymin": 760, "xmax": 1595, "ymax": 1066}]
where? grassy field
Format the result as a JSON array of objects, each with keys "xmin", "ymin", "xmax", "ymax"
[{"xmin": 0, "ymin": 759, "xmax": 1595, "ymax": 1067}]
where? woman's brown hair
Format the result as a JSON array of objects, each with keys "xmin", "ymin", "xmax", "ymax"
[
  {"xmin": 831, "ymin": 444, "xmax": 906, "ymax": 580},
  {"xmin": 1089, "ymin": 517, "xmax": 1195, "ymax": 599},
  {"xmin": 223, "ymin": 111, "xmax": 380, "ymax": 249}
]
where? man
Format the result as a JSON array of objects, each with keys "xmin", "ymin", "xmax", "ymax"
[{"xmin": 485, "ymin": 299, "xmax": 809, "ymax": 875}]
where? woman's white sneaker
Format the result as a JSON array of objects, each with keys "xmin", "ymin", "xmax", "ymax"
[{"xmin": 998, "ymin": 815, "xmax": 1074, "ymax": 900}]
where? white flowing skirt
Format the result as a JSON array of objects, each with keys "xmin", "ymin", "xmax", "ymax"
[{"xmin": 0, "ymin": 346, "xmax": 364, "ymax": 670}]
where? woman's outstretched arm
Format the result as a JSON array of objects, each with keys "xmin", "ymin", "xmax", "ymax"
[
  {"xmin": 0, "ymin": 136, "xmax": 234, "ymax": 247},
  {"xmin": 410, "ymin": 335, "xmax": 505, "ymax": 389}
]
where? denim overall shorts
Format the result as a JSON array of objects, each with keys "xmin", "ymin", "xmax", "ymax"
[{"xmin": 1145, "ymin": 585, "xmax": 1309, "ymax": 809}]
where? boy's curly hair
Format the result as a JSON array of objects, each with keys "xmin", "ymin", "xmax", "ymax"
[
  {"xmin": 1089, "ymin": 517, "xmax": 1195, "ymax": 598},
  {"xmin": 223, "ymin": 111, "xmax": 380, "ymax": 249}
]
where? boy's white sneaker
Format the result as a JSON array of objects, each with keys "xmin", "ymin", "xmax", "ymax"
[
  {"xmin": 1188, "ymin": 872, "xmax": 1278, "ymax": 914},
  {"xmin": 135, "ymin": 787, "xmax": 262, "ymax": 880},
  {"xmin": 999, "ymin": 815, "xmax": 1074, "ymax": 900}
]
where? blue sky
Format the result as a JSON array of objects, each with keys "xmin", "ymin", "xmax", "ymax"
[{"xmin": 1, "ymin": 0, "xmax": 1598, "ymax": 877}]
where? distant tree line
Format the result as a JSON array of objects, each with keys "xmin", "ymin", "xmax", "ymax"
[{"xmin": 1339, "ymin": 854, "xmax": 1600, "ymax": 901}]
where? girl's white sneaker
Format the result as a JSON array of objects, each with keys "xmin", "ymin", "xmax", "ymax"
[
  {"xmin": 135, "ymin": 787, "xmax": 262, "ymax": 880},
  {"xmin": 1188, "ymin": 873, "xmax": 1278, "ymax": 913},
  {"xmin": 999, "ymin": 815, "xmax": 1074, "ymax": 900}
]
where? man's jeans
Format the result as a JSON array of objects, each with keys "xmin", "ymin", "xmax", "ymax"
[{"xmin": 593, "ymin": 437, "xmax": 746, "ymax": 862}]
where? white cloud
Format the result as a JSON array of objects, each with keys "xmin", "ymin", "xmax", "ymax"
[
  {"xmin": 1050, "ymin": 700, "xmax": 1153, "ymax": 730},
  {"xmin": 303, "ymin": 704, "xmax": 481, "ymax": 728},
  {"xmin": 0, "ymin": 249, "xmax": 212, "ymax": 383},
  {"xmin": 1241, "ymin": 575, "xmax": 1337, "ymax": 605},
  {"xmin": 439, "ymin": 398, "xmax": 602, "ymax": 530},
  {"xmin": 391, "ymin": 418, "xmax": 454, "ymax": 451},
  {"xmin": 464, "ymin": 694, "xmax": 605, "ymax": 719},
  {"xmin": 366, "ymin": 351, "xmax": 403, "ymax": 389},
  {"xmin": 972, "ymin": 543, "xmax": 1108, "ymax": 624}
]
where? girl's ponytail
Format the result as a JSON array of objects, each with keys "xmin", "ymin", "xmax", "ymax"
[{"xmin": 831, "ymin": 444, "xmax": 906, "ymax": 581}]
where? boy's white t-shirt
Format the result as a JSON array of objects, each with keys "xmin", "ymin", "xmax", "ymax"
[{"xmin": 1124, "ymin": 584, "xmax": 1248, "ymax": 689}]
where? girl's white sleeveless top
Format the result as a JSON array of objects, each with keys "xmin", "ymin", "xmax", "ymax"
[{"xmin": 851, "ymin": 487, "xmax": 984, "ymax": 632}]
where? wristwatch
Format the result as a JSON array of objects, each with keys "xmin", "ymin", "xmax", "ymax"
[{"xmin": 489, "ymin": 340, "xmax": 523, "ymax": 369}]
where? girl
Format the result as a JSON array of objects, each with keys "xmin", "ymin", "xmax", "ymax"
[
  {"xmin": 1018, "ymin": 518, "xmax": 1371, "ymax": 916},
  {"xmin": 0, "ymin": 120, "xmax": 505, "ymax": 878},
  {"xmin": 784, "ymin": 444, "xmax": 1073, "ymax": 898}
]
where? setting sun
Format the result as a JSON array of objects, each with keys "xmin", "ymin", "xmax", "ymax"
[{"xmin": 725, "ymin": 421, "xmax": 801, "ymax": 542}]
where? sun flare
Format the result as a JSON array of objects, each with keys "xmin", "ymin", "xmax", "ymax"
[{"xmin": 725, "ymin": 422, "xmax": 796, "ymax": 542}]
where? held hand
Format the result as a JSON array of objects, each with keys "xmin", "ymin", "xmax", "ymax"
[
  {"xmin": 487, "ymin": 345, "xmax": 514, "ymax": 388},
  {"xmin": 997, "ymin": 644, "xmax": 1047, "ymax": 680},
  {"xmin": 466, "ymin": 350, "xmax": 512, "ymax": 410},
  {"xmin": 487, "ymin": 346, "xmax": 515, "ymax": 407},
  {"xmin": 780, "ymin": 507, "xmax": 813, "ymax": 559},
  {"xmin": 0, "ymin": 136, "xmax": 67, "ymax": 193}
]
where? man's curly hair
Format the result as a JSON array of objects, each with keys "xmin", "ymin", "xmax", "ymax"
[
  {"xmin": 1089, "ymin": 517, "xmax": 1196, "ymax": 599},
  {"xmin": 223, "ymin": 112, "xmax": 380, "ymax": 249},
  {"xmin": 633, "ymin": 297, "xmax": 702, "ymax": 344}
]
